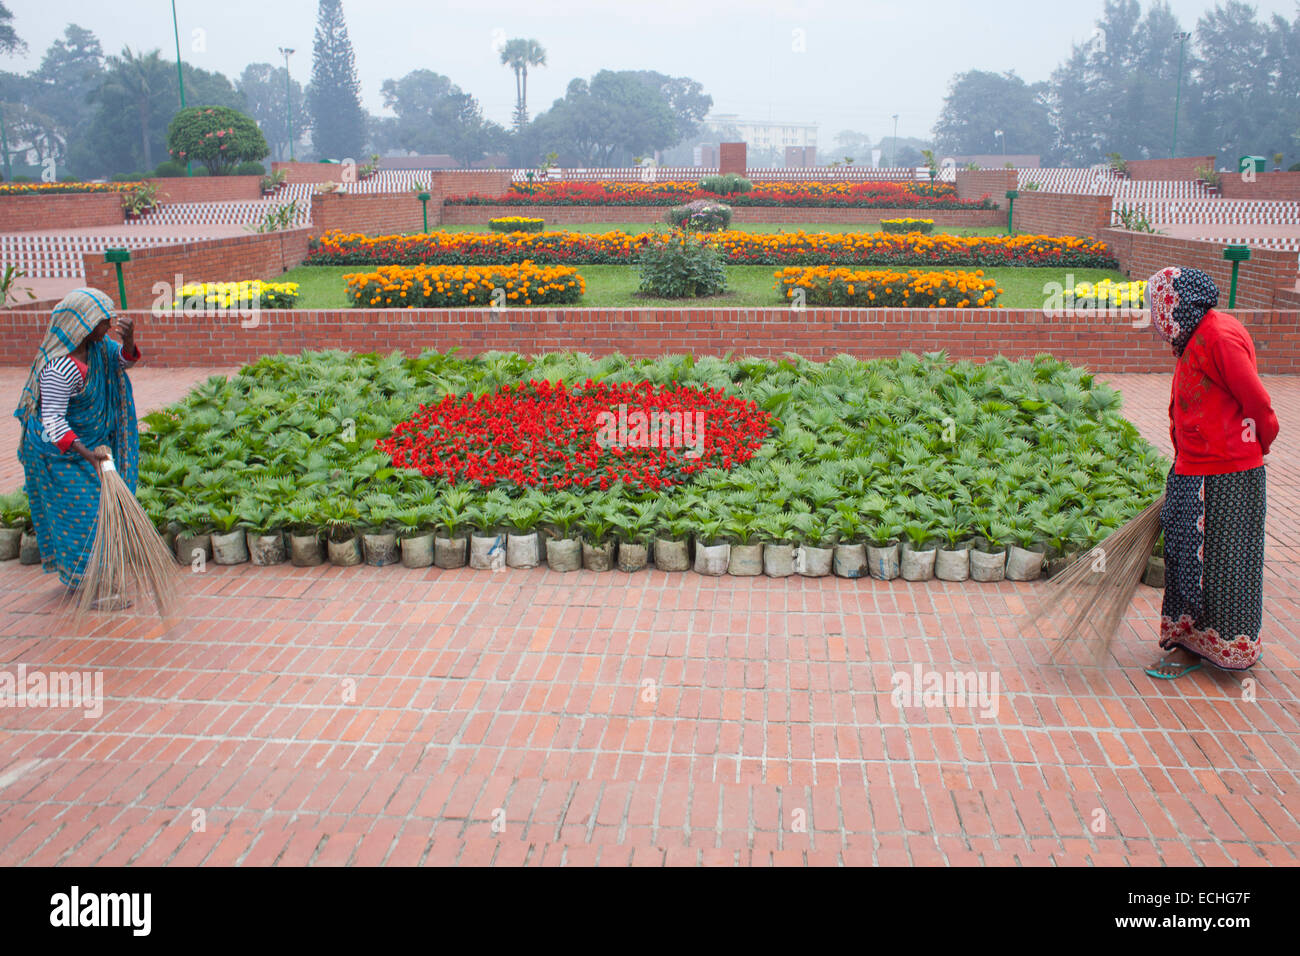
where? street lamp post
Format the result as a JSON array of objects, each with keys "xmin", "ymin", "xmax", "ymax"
[
  {"xmin": 278, "ymin": 47, "xmax": 296, "ymax": 162},
  {"xmin": 0, "ymin": 106, "xmax": 11, "ymax": 181},
  {"xmin": 1171, "ymin": 31, "xmax": 1191, "ymax": 158},
  {"xmin": 891, "ymin": 114, "xmax": 899, "ymax": 168},
  {"xmin": 995, "ymin": 129, "xmax": 1006, "ymax": 161},
  {"xmin": 171, "ymin": 0, "xmax": 192, "ymax": 176}
]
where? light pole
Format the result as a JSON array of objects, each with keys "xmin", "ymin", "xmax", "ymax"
[
  {"xmin": 0, "ymin": 105, "xmax": 11, "ymax": 181},
  {"xmin": 279, "ymin": 47, "xmax": 296, "ymax": 162},
  {"xmin": 995, "ymin": 129, "xmax": 1006, "ymax": 161},
  {"xmin": 171, "ymin": 0, "xmax": 192, "ymax": 176},
  {"xmin": 1171, "ymin": 31, "xmax": 1191, "ymax": 158},
  {"xmin": 891, "ymin": 113, "xmax": 899, "ymax": 168}
]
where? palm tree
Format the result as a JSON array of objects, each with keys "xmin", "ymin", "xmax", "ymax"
[
  {"xmin": 499, "ymin": 38, "xmax": 546, "ymax": 129},
  {"xmin": 98, "ymin": 46, "xmax": 169, "ymax": 170}
]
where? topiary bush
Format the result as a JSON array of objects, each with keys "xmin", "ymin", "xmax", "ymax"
[
  {"xmin": 166, "ymin": 106, "xmax": 269, "ymax": 176},
  {"xmin": 666, "ymin": 200, "xmax": 732, "ymax": 232},
  {"xmin": 153, "ymin": 160, "xmax": 187, "ymax": 177},
  {"xmin": 637, "ymin": 233, "xmax": 728, "ymax": 298},
  {"xmin": 698, "ymin": 173, "xmax": 753, "ymax": 195},
  {"xmin": 234, "ymin": 160, "xmax": 268, "ymax": 176}
]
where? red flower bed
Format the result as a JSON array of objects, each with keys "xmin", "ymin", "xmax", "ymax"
[
  {"xmin": 449, "ymin": 179, "xmax": 988, "ymax": 209},
  {"xmin": 377, "ymin": 379, "xmax": 773, "ymax": 491}
]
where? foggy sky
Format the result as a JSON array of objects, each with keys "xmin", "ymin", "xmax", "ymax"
[{"xmin": 8, "ymin": 0, "xmax": 1298, "ymax": 147}]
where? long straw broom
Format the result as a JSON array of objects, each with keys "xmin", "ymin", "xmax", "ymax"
[
  {"xmin": 1025, "ymin": 495, "xmax": 1164, "ymax": 664},
  {"xmin": 69, "ymin": 446, "xmax": 182, "ymax": 619}
]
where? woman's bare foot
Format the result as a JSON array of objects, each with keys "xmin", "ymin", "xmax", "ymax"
[{"xmin": 1146, "ymin": 646, "xmax": 1201, "ymax": 677}]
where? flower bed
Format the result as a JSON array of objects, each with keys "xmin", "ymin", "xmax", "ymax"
[
  {"xmin": 308, "ymin": 229, "xmax": 1117, "ymax": 269},
  {"xmin": 172, "ymin": 281, "xmax": 300, "ymax": 310},
  {"xmin": 488, "ymin": 216, "xmax": 545, "ymax": 233},
  {"xmin": 454, "ymin": 179, "xmax": 991, "ymax": 209},
  {"xmin": 0, "ymin": 181, "xmax": 140, "ymax": 195},
  {"xmin": 880, "ymin": 218, "xmax": 935, "ymax": 235},
  {"xmin": 775, "ymin": 267, "xmax": 1001, "ymax": 307},
  {"xmin": 1070, "ymin": 278, "xmax": 1146, "ymax": 309},
  {"xmin": 343, "ymin": 262, "xmax": 585, "ymax": 307},
  {"xmin": 135, "ymin": 350, "xmax": 1167, "ymax": 574},
  {"xmin": 379, "ymin": 380, "xmax": 771, "ymax": 492}
]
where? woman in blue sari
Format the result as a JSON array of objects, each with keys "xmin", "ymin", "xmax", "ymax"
[{"xmin": 14, "ymin": 288, "xmax": 142, "ymax": 596}]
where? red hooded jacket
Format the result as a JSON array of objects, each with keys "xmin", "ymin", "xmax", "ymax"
[{"xmin": 1168, "ymin": 309, "xmax": 1278, "ymax": 475}]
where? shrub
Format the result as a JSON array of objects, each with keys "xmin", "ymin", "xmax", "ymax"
[
  {"xmin": 1290, "ymin": 162, "xmax": 1300, "ymax": 172},
  {"xmin": 774, "ymin": 266, "xmax": 1001, "ymax": 307},
  {"xmin": 638, "ymin": 233, "xmax": 727, "ymax": 298},
  {"xmin": 488, "ymin": 216, "xmax": 545, "ymax": 233},
  {"xmin": 235, "ymin": 160, "xmax": 268, "ymax": 176},
  {"xmin": 879, "ymin": 218, "xmax": 935, "ymax": 235},
  {"xmin": 697, "ymin": 173, "xmax": 753, "ymax": 195},
  {"xmin": 1194, "ymin": 164, "xmax": 1221, "ymax": 187},
  {"xmin": 665, "ymin": 199, "xmax": 732, "ymax": 232},
  {"xmin": 154, "ymin": 160, "xmax": 188, "ymax": 177},
  {"xmin": 166, "ymin": 105, "xmax": 269, "ymax": 176},
  {"xmin": 111, "ymin": 171, "xmax": 147, "ymax": 182},
  {"xmin": 344, "ymin": 262, "xmax": 586, "ymax": 307}
]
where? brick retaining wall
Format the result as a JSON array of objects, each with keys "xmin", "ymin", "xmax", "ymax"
[
  {"xmin": 955, "ymin": 170, "xmax": 1017, "ymax": 205},
  {"xmin": 1218, "ymin": 171, "xmax": 1300, "ymax": 200},
  {"xmin": 0, "ymin": 192, "xmax": 124, "ymax": 232},
  {"xmin": 3, "ymin": 305, "xmax": 1296, "ymax": 373},
  {"xmin": 1126, "ymin": 156, "xmax": 1216, "ymax": 180},
  {"xmin": 310, "ymin": 193, "xmax": 430, "ymax": 237},
  {"xmin": 1013, "ymin": 192, "xmax": 1113, "ymax": 239},
  {"xmin": 1101, "ymin": 228, "xmax": 1297, "ymax": 311},
  {"xmin": 80, "ymin": 228, "xmax": 313, "ymax": 310},
  {"xmin": 145, "ymin": 175, "xmax": 263, "ymax": 203},
  {"xmin": 439, "ymin": 204, "xmax": 1005, "ymax": 228}
]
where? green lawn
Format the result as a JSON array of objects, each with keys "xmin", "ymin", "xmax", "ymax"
[
  {"xmin": 430, "ymin": 222, "xmax": 1007, "ymax": 237},
  {"xmin": 282, "ymin": 264, "xmax": 1127, "ymax": 311}
]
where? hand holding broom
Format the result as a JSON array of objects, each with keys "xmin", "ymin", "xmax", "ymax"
[{"xmin": 69, "ymin": 446, "xmax": 182, "ymax": 619}]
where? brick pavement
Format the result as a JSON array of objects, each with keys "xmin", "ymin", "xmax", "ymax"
[{"xmin": 0, "ymin": 369, "xmax": 1296, "ymax": 866}]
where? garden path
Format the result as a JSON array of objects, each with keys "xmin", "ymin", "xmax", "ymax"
[{"xmin": 0, "ymin": 370, "xmax": 1295, "ymax": 866}]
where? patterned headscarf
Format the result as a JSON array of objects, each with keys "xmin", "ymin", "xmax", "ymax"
[
  {"xmin": 1146, "ymin": 267, "xmax": 1219, "ymax": 357},
  {"xmin": 12, "ymin": 287, "xmax": 115, "ymax": 429}
]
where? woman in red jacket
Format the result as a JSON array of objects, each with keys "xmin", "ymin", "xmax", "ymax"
[{"xmin": 1145, "ymin": 267, "xmax": 1278, "ymax": 679}]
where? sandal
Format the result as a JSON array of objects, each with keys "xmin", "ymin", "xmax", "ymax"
[{"xmin": 1144, "ymin": 654, "xmax": 1203, "ymax": 680}]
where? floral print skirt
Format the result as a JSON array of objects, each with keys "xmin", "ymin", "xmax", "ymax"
[{"xmin": 1159, "ymin": 466, "xmax": 1266, "ymax": 670}]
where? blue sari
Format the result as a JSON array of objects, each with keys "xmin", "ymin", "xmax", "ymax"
[{"xmin": 16, "ymin": 337, "xmax": 140, "ymax": 588}]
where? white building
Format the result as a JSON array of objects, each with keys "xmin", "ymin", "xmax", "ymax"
[{"xmin": 708, "ymin": 114, "xmax": 818, "ymax": 151}]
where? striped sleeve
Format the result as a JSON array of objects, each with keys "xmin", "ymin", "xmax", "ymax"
[{"xmin": 39, "ymin": 357, "xmax": 84, "ymax": 452}]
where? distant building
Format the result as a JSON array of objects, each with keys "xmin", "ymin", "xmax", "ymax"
[
  {"xmin": 378, "ymin": 153, "xmax": 509, "ymax": 169},
  {"xmin": 708, "ymin": 114, "xmax": 818, "ymax": 153},
  {"xmin": 785, "ymin": 146, "xmax": 817, "ymax": 167},
  {"xmin": 947, "ymin": 153, "xmax": 1041, "ymax": 168}
]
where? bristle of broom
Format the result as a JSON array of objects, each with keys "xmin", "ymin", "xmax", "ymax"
[
  {"xmin": 69, "ymin": 447, "xmax": 182, "ymax": 621},
  {"xmin": 1025, "ymin": 495, "xmax": 1164, "ymax": 665}
]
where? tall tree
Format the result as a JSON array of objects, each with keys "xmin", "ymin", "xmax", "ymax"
[
  {"xmin": 530, "ymin": 71, "xmax": 678, "ymax": 166},
  {"xmin": 627, "ymin": 71, "xmax": 712, "ymax": 146},
  {"xmin": 499, "ymin": 38, "xmax": 546, "ymax": 130},
  {"xmin": 1049, "ymin": 0, "xmax": 1195, "ymax": 164},
  {"xmin": 380, "ymin": 70, "xmax": 506, "ymax": 166},
  {"xmin": 0, "ymin": 1, "xmax": 24, "ymax": 56},
  {"xmin": 307, "ymin": 0, "xmax": 365, "ymax": 160},
  {"xmin": 934, "ymin": 70, "xmax": 1056, "ymax": 159},
  {"xmin": 75, "ymin": 51, "xmax": 242, "ymax": 177},
  {"xmin": 1192, "ymin": 1, "xmax": 1274, "ymax": 164},
  {"xmin": 239, "ymin": 63, "xmax": 309, "ymax": 161}
]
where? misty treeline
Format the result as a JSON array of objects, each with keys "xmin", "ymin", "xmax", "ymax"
[
  {"xmin": 934, "ymin": 0, "xmax": 1300, "ymax": 168},
  {"xmin": 0, "ymin": 0, "xmax": 1296, "ymax": 180}
]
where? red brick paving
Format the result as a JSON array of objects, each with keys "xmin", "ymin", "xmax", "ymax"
[{"xmin": 0, "ymin": 371, "xmax": 1297, "ymax": 866}]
